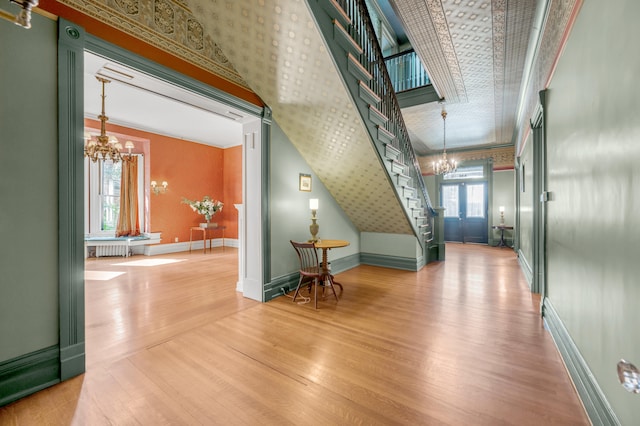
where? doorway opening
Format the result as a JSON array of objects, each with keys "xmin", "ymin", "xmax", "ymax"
[
  {"xmin": 439, "ymin": 163, "xmax": 491, "ymax": 244},
  {"xmin": 81, "ymin": 48, "xmax": 261, "ymax": 368}
]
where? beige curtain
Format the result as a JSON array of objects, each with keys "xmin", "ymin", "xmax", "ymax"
[{"xmin": 116, "ymin": 156, "xmax": 140, "ymax": 237}]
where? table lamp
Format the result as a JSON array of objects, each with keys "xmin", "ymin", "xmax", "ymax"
[
  {"xmin": 499, "ymin": 206, "xmax": 505, "ymax": 225},
  {"xmin": 309, "ymin": 198, "xmax": 319, "ymax": 242}
]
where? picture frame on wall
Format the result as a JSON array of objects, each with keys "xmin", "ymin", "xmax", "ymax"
[{"xmin": 299, "ymin": 173, "xmax": 312, "ymax": 192}]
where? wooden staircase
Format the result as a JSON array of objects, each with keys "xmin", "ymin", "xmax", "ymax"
[{"xmin": 308, "ymin": 0, "xmax": 441, "ymax": 262}]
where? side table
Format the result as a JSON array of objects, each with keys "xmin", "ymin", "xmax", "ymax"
[
  {"xmin": 492, "ymin": 225, "xmax": 513, "ymax": 248},
  {"xmin": 189, "ymin": 224, "xmax": 226, "ymax": 254}
]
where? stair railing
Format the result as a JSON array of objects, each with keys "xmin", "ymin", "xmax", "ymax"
[{"xmin": 335, "ymin": 0, "xmax": 436, "ymax": 222}]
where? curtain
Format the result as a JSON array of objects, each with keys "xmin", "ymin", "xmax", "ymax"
[{"xmin": 115, "ymin": 156, "xmax": 140, "ymax": 237}]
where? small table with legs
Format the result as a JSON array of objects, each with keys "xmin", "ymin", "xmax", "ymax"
[
  {"xmin": 492, "ymin": 225, "xmax": 513, "ymax": 248},
  {"xmin": 189, "ymin": 223, "xmax": 226, "ymax": 253}
]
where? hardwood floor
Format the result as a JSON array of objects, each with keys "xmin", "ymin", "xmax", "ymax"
[{"xmin": 0, "ymin": 244, "xmax": 589, "ymax": 425}]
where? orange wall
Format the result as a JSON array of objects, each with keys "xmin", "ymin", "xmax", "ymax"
[{"xmin": 85, "ymin": 118, "xmax": 240, "ymax": 244}]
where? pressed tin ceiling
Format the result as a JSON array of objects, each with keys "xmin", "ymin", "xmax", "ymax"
[{"xmin": 388, "ymin": 0, "xmax": 538, "ymax": 155}]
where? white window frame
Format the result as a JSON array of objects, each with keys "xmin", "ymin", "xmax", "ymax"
[{"xmin": 84, "ymin": 154, "xmax": 145, "ymax": 236}]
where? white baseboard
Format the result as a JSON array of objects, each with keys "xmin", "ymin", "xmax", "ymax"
[{"xmin": 142, "ymin": 239, "xmax": 238, "ymax": 256}]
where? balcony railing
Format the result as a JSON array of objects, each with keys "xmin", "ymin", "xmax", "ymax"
[{"xmin": 384, "ymin": 49, "xmax": 430, "ymax": 93}]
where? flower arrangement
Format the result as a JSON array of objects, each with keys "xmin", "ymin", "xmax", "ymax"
[{"xmin": 182, "ymin": 196, "xmax": 223, "ymax": 221}]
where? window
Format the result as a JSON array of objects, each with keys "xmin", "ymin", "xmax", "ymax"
[
  {"xmin": 100, "ymin": 160, "xmax": 121, "ymax": 231},
  {"xmin": 443, "ymin": 165, "xmax": 484, "ymax": 180},
  {"xmin": 442, "ymin": 185, "xmax": 459, "ymax": 218},
  {"xmin": 85, "ymin": 155, "xmax": 145, "ymax": 235},
  {"xmin": 465, "ymin": 184, "xmax": 486, "ymax": 218}
]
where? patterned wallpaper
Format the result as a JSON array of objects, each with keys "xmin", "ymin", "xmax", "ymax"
[
  {"xmin": 59, "ymin": 0, "xmax": 249, "ymax": 88},
  {"xmin": 183, "ymin": 0, "xmax": 414, "ymax": 234},
  {"xmin": 57, "ymin": 0, "xmax": 416, "ymax": 234}
]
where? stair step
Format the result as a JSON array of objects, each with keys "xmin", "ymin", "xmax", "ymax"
[
  {"xmin": 359, "ymin": 81, "xmax": 380, "ymax": 106},
  {"xmin": 369, "ymin": 105, "xmax": 388, "ymax": 126},
  {"xmin": 320, "ymin": 0, "xmax": 351, "ymax": 29},
  {"xmin": 378, "ymin": 126, "xmax": 395, "ymax": 145},
  {"xmin": 403, "ymin": 185, "xmax": 415, "ymax": 196},
  {"xmin": 396, "ymin": 173, "xmax": 411, "ymax": 186},
  {"xmin": 389, "ymin": 159, "xmax": 404, "ymax": 175},
  {"xmin": 383, "ymin": 139, "xmax": 400, "ymax": 157},
  {"xmin": 347, "ymin": 52, "xmax": 372, "ymax": 82},
  {"xmin": 407, "ymin": 197, "xmax": 420, "ymax": 208},
  {"xmin": 333, "ymin": 19, "xmax": 363, "ymax": 58}
]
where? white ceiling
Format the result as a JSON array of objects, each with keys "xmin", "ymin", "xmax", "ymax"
[{"xmin": 83, "ymin": 52, "xmax": 249, "ymax": 148}]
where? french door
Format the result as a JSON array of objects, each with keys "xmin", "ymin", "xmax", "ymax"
[{"xmin": 441, "ymin": 182, "xmax": 488, "ymax": 243}]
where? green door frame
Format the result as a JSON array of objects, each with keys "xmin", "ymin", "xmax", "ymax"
[
  {"xmin": 57, "ymin": 18, "xmax": 270, "ymax": 379},
  {"xmin": 530, "ymin": 90, "xmax": 548, "ymax": 309}
]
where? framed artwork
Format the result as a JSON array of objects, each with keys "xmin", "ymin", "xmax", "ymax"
[{"xmin": 299, "ymin": 173, "xmax": 312, "ymax": 192}]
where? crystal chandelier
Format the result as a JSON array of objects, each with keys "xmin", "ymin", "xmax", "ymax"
[
  {"xmin": 432, "ymin": 104, "xmax": 457, "ymax": 175},
  {"xmin": 84, "ymin": 76, "xmax": 124, "ymax": 163}
]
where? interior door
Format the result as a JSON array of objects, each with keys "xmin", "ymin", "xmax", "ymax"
[{"xmin": 441, "ymin": 182, "xmax": 488, "ymax": 243}]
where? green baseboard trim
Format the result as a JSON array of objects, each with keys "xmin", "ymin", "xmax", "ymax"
[
  {"xmin": 0, "ymin": 345, "xmax": 60, "ymax": 407},
  {"xmin": 360, "ymin": 252, "xmax": 421, "ymax": 271},
  {"xmin": 517, "ymin": 249, "xmax": 533, "ymax": 289},
  {"xmin": 60, "ymin": 342, "xmax": 85, "ymax": 381},
  {"xmin": 264, "ymin": 272, "xmax": 300, "ymax": 302},
  {"xmin": 543, "ymin": 299, "xmax": 620, "ymax": 426},
  {"xmin": 265, "ymin": 254, "xmax": 361, "ymax": 302},
  {"xmin": 330, "ymin": 253, "xmax": 360, "ymax": 274}
]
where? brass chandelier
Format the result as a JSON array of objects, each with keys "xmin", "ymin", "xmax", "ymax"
[
  {"xmin": 84, "ymin": 76, "xmax": 124, "ymax": 163},
  {"xmin": 432, "ymin": 103, "xmax": 457, "ymax": 176}
]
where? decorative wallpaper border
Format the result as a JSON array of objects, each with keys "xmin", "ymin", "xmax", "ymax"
[
  {"xmin": 419, "ymin": 145, "xmax": 515, "ymax": 174},
  {"xmin": 59, "ymin": 0, "xmax": 250, "ymax": 89}
]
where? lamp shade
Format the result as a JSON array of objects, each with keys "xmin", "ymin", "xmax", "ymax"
[
  {"xmin": 499, "ymin": 206, "xmax": 505, "ymax": 213},
  {"xmin": 309, "ymin": 198, "xmax": 319, "ymax": 210}
]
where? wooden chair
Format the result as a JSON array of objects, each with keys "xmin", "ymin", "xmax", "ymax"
[{"xmin": 290, "ymin": 240, "xmax": 338, "ymax": 309}]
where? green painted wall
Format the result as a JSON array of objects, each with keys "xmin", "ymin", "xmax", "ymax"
[
  {"xmin": 545, "ymin": 0, "xmax": 640, "ymax": 422},
  {"xmin": 0, "ymin": 14, "xmax": 59, "ymax": 362},
  {"xmin": 518, "ymin": 135, "xmax": 534, "ymax": 272},
  {"xmin": 360, "ymin": 232, "xmax": 420, "ymax": 258},
  {"xmin": 269, "ymin": 121, "xmax": 359, "ymax": 278}
]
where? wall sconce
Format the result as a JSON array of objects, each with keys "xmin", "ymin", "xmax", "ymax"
[
  {"xmin": 499, "ymin": 206, "xmax": 505, "ymax": 225},
  {"xmin": 309, "ymin": 198, "xmax": 319, "ymax": 242},
  {"xmin": 151, "ymin": 180, "xmax": 168, "ymax": 195},
  {"xmin": 0, "ymin": 0, "xmax": 39, "ymax": 29}
]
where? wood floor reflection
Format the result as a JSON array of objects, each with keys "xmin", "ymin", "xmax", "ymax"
[{"xmin": 0, "ymin": 244, "xmax": 589, "ymax": 425}]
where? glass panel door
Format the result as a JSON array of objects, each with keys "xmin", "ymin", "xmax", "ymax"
[{"xmin": 441, "ymin": 182, "xmax": 488, "ymax": 243}]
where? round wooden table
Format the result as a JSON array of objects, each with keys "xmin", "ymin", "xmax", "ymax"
[{"xmin": 313, "ymin": 239, "xmax": 350, "ymax": 292}]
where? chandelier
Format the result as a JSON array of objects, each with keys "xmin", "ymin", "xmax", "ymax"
[
  {"xmin": 432, "ymin": 104, "xmax": 457, "ymax": 175},
  {"xmin": 84, "ymin": 76, "xmax": 124, "ymax": 163}
]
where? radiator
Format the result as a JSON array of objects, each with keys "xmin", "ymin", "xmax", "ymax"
[{"xmin": 96, "ymin": 244, "xmax": 128, "ymax": 257}]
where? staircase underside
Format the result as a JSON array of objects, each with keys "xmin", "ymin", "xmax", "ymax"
[{"xmin": 186, "ymin": 0, "xmax": 413, "ymax": 235}]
